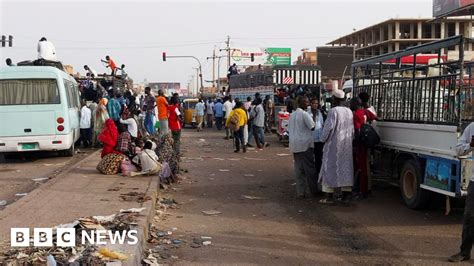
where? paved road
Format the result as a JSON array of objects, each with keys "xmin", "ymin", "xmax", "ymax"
[
  {"xmin": 0, "ymin": 148, "xmax": 95, "ymax": 208},
  {"xmin": 152, "ymin": 128, "xmax": 467, "ymax": 265}
]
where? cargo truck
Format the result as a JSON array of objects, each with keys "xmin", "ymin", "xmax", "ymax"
[{"xmin": 350, "ymin": 35, "xmax": 474, "ymax": 209}]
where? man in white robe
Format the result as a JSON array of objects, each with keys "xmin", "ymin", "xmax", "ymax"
[{"xmin": 319, "ymin": 89, "xmax": 354, "ymax": 204}]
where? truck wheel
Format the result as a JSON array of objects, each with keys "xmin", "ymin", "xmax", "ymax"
[
  {"xmin": 400, "ymin": 159, "xmax": 429, "ymax": 209},
  {"xmin": 61, "ymin": 143, "xmax": 75, "ymax": 157}
]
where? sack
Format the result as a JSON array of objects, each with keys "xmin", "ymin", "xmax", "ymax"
[
  {"xmin": 97, "ymin": 153, "xmax": 125, "ymax": 175},
  {"xmin": 357, "ymin": 124, "xmax": 380, "ymax": 148},
  {"xmin": 121, "ymin": 157, "xmax": 138, "ymax": 176},
  {"xmin": 229, "ymin": 112, "xmax": 240, "ymax": 132}
]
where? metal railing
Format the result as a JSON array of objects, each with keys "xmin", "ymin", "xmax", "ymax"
[{"xmin": 352, "ymin": 35, "xmax": 474, "ymax": 127}]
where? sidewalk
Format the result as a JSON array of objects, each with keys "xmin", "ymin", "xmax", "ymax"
[{"xmin": 0, "ymin": 150, "xmax": 159, "ymax": 265}]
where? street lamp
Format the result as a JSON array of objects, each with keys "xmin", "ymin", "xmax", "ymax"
[{"xmin": 162, "ymin": 54, "xmax": 204, "ymax": 92}]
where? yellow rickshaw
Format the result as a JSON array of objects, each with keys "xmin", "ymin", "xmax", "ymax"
[{"xmin": 182, "ymin": 98, "xmax": 199, "ymax": 128}]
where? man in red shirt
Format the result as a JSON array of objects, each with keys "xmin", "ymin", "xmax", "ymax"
[{"xmin": 168, "ymin": 96, "xmax": 182, "ymax": 154}]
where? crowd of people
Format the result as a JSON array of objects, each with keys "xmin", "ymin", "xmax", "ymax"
[
  {"xmin": 288, "ymin": 89, "xmax": 378, "ymax": 204},
  {"xmin": 76, "ymin": 68, "xmax": 182, "ymax": 184},
  {"xmin": 191, "ymin": 93, "xmax": 275, "ymax": 153}
]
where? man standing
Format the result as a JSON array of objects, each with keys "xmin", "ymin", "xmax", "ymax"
[
  {"xmin": 156, "ymin": 90, "xmax": 169, "ymax": 135},
  {"xmin": 79, "ymin": 100, "xmax": 92, "ymax": 148},
  {"xmin": 226, "ymin": 102, "xmax": 248, "ymax": 153},
  {"xmin": 144, "ymin": 87, "xmax": 156, "ymax": 135},
  {"xmin": 37, "ymin": 37, "xmax": 57, "ymax": 61},
  {"xmin": 223, "ymin": 96, "xmax": 234, "ymax": 139},
  {"xmin": 251, "ymin": 98, "xmax": 266, "ymax": 149},
  {"xmin": 288, "ymin": 96, "xmax": 317, "ymax": 198},
  {"xmin": 214, "ymin": 99, "xmax": 224, "ymax": 130},
  {"xmin": 245, "ymin": 96, "xmax": 254, "ymax": 147},
  {"xmin": 206, "ymin": 98, "xmax": 214, "ymax": 128},
  {"xmin": 107, "ymin": 91, "xmax": 122, "ymax": 122},
  {"xmin": 319, "ymin": 89, "xmax": 354, "ymax": 204},
  {"xmin": 101, "ymin": 55, "xmax": 117, "ymax": 76},
  {"xmin": 449, "ymin": 122, "xmax": 474, "ymax": 262},
  {"xmin": 264, "ymin": 94, "xmax": 274, "ymax": 134},
  {"xmin": 195, "ymin": 99, "xmax": 205, "ymax": 131}
]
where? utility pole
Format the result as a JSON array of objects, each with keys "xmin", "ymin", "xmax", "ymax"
[
  {"xmin": 226, "ymin": 35, "xmax": 231, "ymax": 70},
  {"xmin": 212, "ymin": 48, "xmax": 216, "ymax": 88},
  {"xmin": 206, "ymin": 48, "xmax": 219, "ymax": 87},
  {"xmin": 193, "ymin": 67, "xmax": 199, "ymax": 96}
]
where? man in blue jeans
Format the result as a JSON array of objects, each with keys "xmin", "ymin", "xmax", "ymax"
[
  {"xmin": 449, "ymin": 122, "xmax": 474, "ymax": 262},
  {"xmin": 250, "ymin": 98, "xmax": 268, "ymax": 149},
  {"xmin": 214, "ymin": 98, "xmax": 224, "ymax": 130},
  {"xmin": 144, "ymin": 86, "xmax": 156, "ymax": 135}
]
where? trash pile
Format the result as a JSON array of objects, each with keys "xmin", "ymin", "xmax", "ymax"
[
  {"xmin": 143, "ymin": 225, "xmax": 213, "ymax": 265},
  {"xmin": 0, "ymin": 208, "xmax": 145, "ymax": 265}
]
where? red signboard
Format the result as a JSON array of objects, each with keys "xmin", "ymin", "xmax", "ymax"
[{"xmin": 433, "ymin": 0, "xmax": 474, "ymax": 17}]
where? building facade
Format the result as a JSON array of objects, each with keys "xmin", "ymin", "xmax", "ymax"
[{"xmin": 327, "ymin": 18, "xmax": 474, "ymax": 59}]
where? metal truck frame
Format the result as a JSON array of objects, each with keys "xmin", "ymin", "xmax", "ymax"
[{"xmin": 351, "ymin": 35, "xmax": 474, "ymax": 209}]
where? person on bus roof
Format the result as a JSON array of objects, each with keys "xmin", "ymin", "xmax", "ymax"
[{"xmin": 37, "ymin": 37, "xmax": 57, "ymax": 61}]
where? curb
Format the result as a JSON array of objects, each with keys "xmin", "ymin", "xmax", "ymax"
[{"xmin": 121, "ymin": 171, "xmax": 160, "ymax": 266}]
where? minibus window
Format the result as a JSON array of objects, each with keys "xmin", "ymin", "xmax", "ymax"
[{"xmin": 0, "ymin": 79, "xmax": 60, "ymax": 105}]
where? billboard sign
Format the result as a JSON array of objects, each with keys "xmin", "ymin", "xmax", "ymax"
[
  {"xmin": 433, "ymin": 0, "xmax": 474, "ymax": 17},
  {"xmin": 231, "ymin": 47, "xmax": 291, "ymax": 66},
  {"xmin": 148, "ymin": 82, "xmax": 180, "ymax": 95}
]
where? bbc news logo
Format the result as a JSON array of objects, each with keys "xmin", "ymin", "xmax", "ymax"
[{"xmin": 11, "ymin": 228, "xmax": 138, "ymax": 247}]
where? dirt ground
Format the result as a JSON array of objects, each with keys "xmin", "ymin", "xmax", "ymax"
[{"xmin": 148, "ymin": 128, "xmax": 468, "ymax": 265}]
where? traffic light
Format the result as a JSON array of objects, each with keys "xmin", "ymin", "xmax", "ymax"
[
  {"xmin": 162, "ymin": 52, "xmax": 166, "ymax": 61},
  {"xmin": 250, "ymin": 53, "xmax": 255, "ymax": 62},
  {"xmin": 8, "ymin": 35, "xmax": 13, "ymax": 47},
  {"xmin": 1, "ymin": 36, "xmax": 5, "ymax": 47}
]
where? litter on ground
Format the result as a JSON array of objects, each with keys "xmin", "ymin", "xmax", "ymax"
[{"xmin": 202, "ymin": 210, "xmax": 222, "ymax": 216}]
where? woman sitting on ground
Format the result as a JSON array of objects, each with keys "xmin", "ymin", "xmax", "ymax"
[
  {"xmin": 116, "ymin": 123, "xmax": 133, "ymax": 157},
  {"xmin": 155, "ymin": 134, "xmax": 180, "ymax": 182},
  {"xmin": 98, "ymin": 119, "xmax": 118, "ymax": 158},
  {"xmin": 130, "ymin": 141, "xmax": 162, "ymax": 176}
]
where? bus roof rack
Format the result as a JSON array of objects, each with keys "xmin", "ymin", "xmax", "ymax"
[{"xmin": 16, "ymin": 59, "xmax": 65, "ymax": 72}]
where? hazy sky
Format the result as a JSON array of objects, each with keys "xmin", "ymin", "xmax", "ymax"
[{"xmin": 1, "ymin": 0, "xmax": 432, "ymax": 90}]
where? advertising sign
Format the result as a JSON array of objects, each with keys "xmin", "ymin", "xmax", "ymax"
[
  {"xmin": 231, "ymin": 47, "xmax": 291, "ymax": 66},
  {"xmin": 433, "ymin": 0, "xmax": 474, "ymax": 17},
  {"xmin": 148, "ymin": 82, "xmax": 181, "ymax": 95}
]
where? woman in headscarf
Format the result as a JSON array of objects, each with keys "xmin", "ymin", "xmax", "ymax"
[
  {"xmin": 98, "ymin": 119, "xmax": 119, "ymax": 158},
  {"xmin": 155, "ymin": 134, "xmax": 180, "ymax": 181},
  {"xmin": 93, "ymin": 98, "xmax": 109, "ymax": 147}
]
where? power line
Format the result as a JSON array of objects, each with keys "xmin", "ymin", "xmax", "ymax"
[{"xmin": 11, "ymin": 41, "xmax": 224, "ymax": 50}]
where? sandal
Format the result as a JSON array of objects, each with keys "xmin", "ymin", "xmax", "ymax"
[{"xmin": 319, "ymin": 198, "xmax": 335, "ymax": 205}]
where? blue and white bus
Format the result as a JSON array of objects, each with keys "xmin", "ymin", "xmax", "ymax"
[{"xmin": 0, "ymin": 66, "xmax": 81, "ymax": 156}]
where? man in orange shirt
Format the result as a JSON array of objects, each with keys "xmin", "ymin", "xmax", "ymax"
[
  {"xmin": 101, "ymin": 55, "xmax": 117, "ymax": 76},
  {"xmin": 156, "ymin": 90, "xmax": 169, "ymax": 135}
]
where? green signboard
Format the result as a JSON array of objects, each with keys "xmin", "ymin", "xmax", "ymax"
[{"xmin": 265, "ymin": 48, "xmax": 291, "ymax": 65}]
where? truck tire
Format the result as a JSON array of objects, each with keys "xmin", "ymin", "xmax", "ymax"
[{"xmin": 400, "ymin": 159, "xmax": 429, "ymax": 209}]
